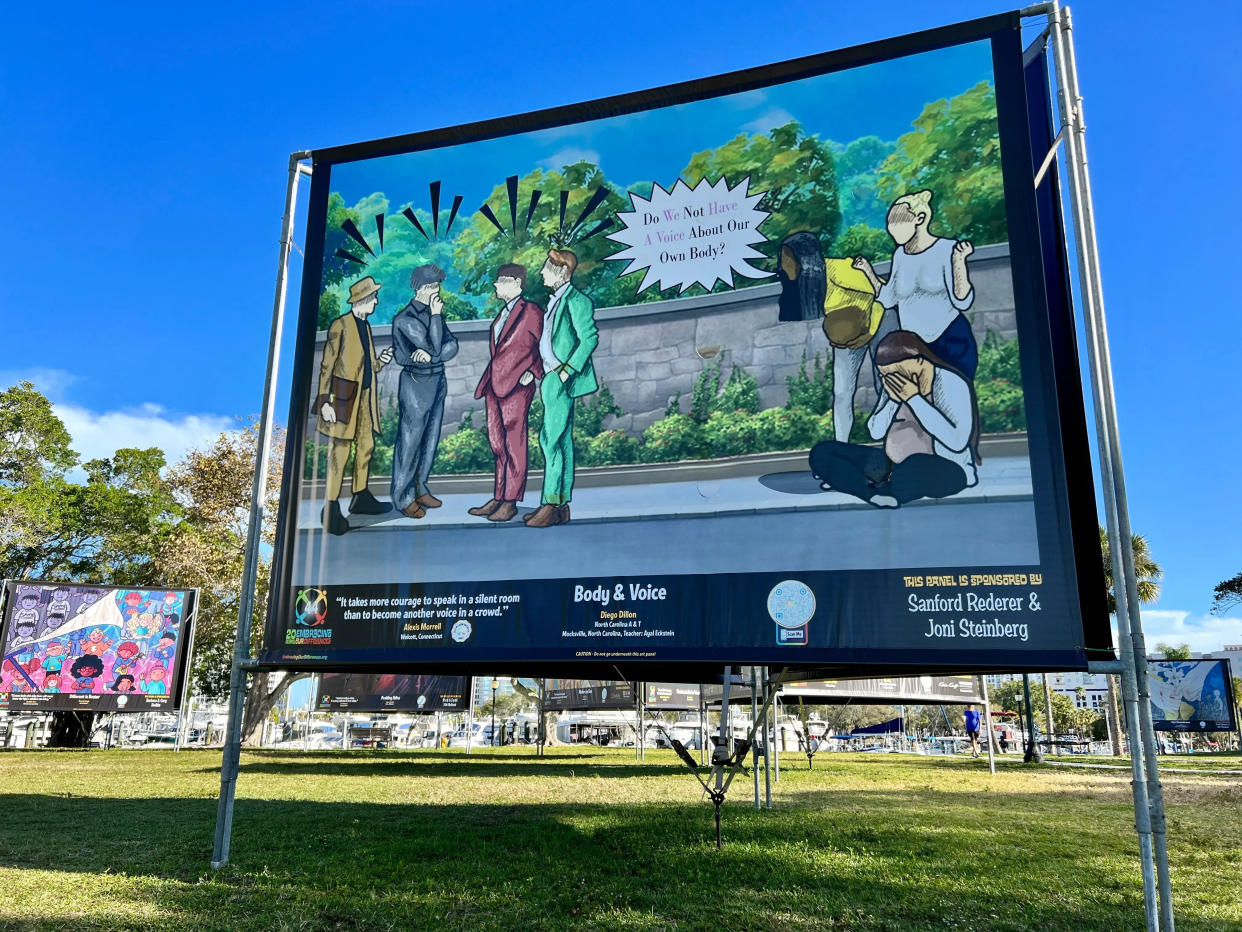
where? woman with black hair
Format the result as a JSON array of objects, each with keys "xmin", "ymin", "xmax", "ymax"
[
  {"xmin": 70, "ymin": 655, "xmax": 105, "ymax": 694},
  {"xmin": 776, "ymin": 232, "xmax": 826, "ymax": 322},
  {"xmin": 809, "ymin": 330, "xmax": 980, "ymax": 508}
]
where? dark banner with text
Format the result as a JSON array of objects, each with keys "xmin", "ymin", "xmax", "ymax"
[
  {"xmin": 271, "ymin": 568, "xmax": 1071, "ymax": 668},
  {"xmin": 315, "ymin": 673, "xmax": 470, "ymax": 712}
]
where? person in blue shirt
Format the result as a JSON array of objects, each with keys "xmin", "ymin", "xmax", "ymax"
[{"xmin": 964, "ymin": 704, "xmax": 982, "ymax": 758}]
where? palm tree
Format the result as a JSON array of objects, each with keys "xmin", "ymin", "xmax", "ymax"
[{"xmin": 1099, "ymin": 526, "xmax": 1163, "ymax": 756}]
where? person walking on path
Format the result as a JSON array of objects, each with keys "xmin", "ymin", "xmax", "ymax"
[{"xmin": 964, "ymin": 704, "xmax": 982, "ymax": 758}]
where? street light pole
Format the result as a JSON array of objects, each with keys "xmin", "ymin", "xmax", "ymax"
[{"xmin": 490, "ymin": 678, "xmax": 499, "ymax": 747}]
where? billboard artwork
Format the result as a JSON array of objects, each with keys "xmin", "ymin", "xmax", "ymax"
[
  {"xmin": 543, "ymin": 680, "xmax": 635, "ymax": 711},
  {"xmin": 0, "ymin": 582, "xmax": 195, "ymax": 713},
  {"xmin": 264, "ymin": 14, "xmax": 1107, "ymax": 674},
  {"xmin": 1147, "ymin": 660, "xmax": 1235, "ymax": 732},
  {"xmin": 315, "ymin": 673, "xmax": 469, "ymax": 711}
]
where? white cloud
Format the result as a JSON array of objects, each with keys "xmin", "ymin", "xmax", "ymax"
[
  {"xmin": 55, "ymin": 402, "xmax": 234, "ymax": 469},
  {"xmin": 1124, "ymin": 610, "xmax": 1242, "ymax": 655},
  {"xmin": 1, "ymin": 367, "xmax": 234, "ymax": 468},
  {"xmin": 742, "ymin": 108, "xmax": 796, "ymax": 135},
  {"xmin": 538, "ymin": 147, "xmax": 601, "ymax": 171},
  {"xmin": 0, "ymin": 366, "xmax": 81, "ymax": 400}
]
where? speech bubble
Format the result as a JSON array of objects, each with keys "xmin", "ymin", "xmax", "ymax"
[{"xmin": 605, "ymin": 176, "xmax": 772, "ymax": 295}]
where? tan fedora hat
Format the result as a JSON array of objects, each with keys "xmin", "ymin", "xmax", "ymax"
[{"xmin": 347, "ymin": 276, "xmax": 382, "ymax": 305}]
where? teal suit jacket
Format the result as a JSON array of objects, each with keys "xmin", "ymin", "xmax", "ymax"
[{"xmin": 550, "ymin": 284, "xmax": 598, "ymax": 398}]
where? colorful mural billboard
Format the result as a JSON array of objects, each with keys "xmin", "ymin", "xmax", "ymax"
[
  {"xmin": 263, "ymin": 14, "xmax": 1108, "ymax": 676},
  {"xmin": 0, "ymin": 581, "xmax": 196, "ymax": 713}
]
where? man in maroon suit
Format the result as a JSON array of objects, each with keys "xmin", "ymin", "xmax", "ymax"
[{"xmin": 468, "ymin": 263, "xmax": 544, "ymax": 522}]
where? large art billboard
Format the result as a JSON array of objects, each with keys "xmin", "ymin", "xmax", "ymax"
[
  {"xmin": 1147, "ymin": 660, "xmax": 1236, "ymax": 732},
  {"xmin": 0, "ymin": 581, "xmax": 196, "ymax": 713},
  {"xmin": 315, "ymin": 673, "xmax": 470, "ymax": 712},
  {"xmin": 263, "ymin": 13, "xmax": 1108, "ymax": 676}
]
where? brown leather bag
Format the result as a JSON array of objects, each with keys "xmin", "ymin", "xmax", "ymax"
[{"xmin": 315, "ymin": 376, "xmax": 359, "ymax": 424}]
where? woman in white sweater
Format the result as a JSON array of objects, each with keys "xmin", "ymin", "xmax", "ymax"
[
  {"xmin": 809, "ymin": 330, "xmax": 980, "ymax": 508},
  {"xmin": 852, "ymin": 189, "xmax": 979, "ymax": 378}
]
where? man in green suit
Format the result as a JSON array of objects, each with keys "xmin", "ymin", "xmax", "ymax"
[{"xmin": 525, "ymin": 248, "xmax": 598, "ymax": 528}]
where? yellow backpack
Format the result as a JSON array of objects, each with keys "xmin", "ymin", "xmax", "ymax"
[{"xmin": 822, "ymin": 258, "xmax": 884, "ymax": 350}]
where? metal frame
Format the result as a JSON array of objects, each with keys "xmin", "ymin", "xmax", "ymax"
[
  {"xmin": 212, "ymin": 151, "xmax": 311, "ymax": 870},
  {"xmin": 1023, "ymin": 4, "xmax": 1172, "ymax": 928},
  {"xmin": 211, "ymin": 15, "xmax": 1173, "ymax": 929}
]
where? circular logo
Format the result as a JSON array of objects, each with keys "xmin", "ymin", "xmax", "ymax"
[
  {"xmin": 767, "ymin": 580, "xmax": 816, "ymax": 629},
  {"xmin": 451, "ymin": 620, "xmax": 472, "ymax": 643},
  {"xmin": 295, "ymin": 588, "xmax": 328, "ymax": 626}
]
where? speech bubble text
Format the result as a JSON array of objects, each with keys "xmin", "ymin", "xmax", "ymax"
[{"xmin": 605, "ymin": 176, "xmax": 772, "ymax": 294}]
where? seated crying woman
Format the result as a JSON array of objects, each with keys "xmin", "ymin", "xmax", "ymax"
[{"xmin": 808, "ymin": 330, "xmax": 980, "ymax": 508}]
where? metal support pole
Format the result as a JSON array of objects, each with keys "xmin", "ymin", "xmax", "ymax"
[
  {"xmin": 750, "ymin": 667, "xmax": 760, "ymax": 810},
  {"xmin": 1042, "ymin": 672, "xmax": 1057, "ymax": 755},
  {"xmin": 699, "ymin": 688, "xmax": 706, "ymax": 766},
  {"xmin": 1022, "ymin": 675, "xmax": 1040, "ymax": 762},
  {"xmin": 761, "ymin": 667, "xmax": 772, "ymax": 809},
  {"xmin": 772, "ymin": 692, "xmax": 780, "ymax": 782},
  {"xmin": 981, "ymin": 678, "xmax": 996, "ymax": 775},
  {"xmin": 1043, "ymin": 6, "xmax": 1168, "ymax": 926},
  {"xmin": 211, "ymin": 151, "xmax": 310, "ymax": 870},
  {"xmin": 715, "ymin": 667, "xmax": 732, "ymax": 795},
  {"xmin": 466, "ymin": 679, "xmax": 474, "ymax": 755}
]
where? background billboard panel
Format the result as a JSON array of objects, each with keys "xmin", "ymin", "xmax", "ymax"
[
  {"xmin": 0, "ymin": 581, "xmax": 196, "ymax": 713},
  {"xmin": 704, "ymin": 674, "xmax": 982, "ymax": 704},
  {"xmin": 780, "ymin": 675, "xmax": 983, "ymax": 704},
  {"xmin": 542, "ymin": 680, "xmax": 634, "ymax": 711},
  {"xmin": 644, "ymin": 683, "xmax": 700, "ymax": 709},
  {"xmin": 315, "ymin": 673, "xmax": 470, "ymax": 712},
  {"xmin": 263, "ymin": 14, "xmax": 1108, "ymax": 676},
  {"xmin": 1147, "ymin": 660, "xmax": 1235, "ymax": 732}
]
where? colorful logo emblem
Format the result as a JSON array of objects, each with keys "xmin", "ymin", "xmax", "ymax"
[
  {"xmin": 451, "ymin": 620, "xmax": 472, "ymax": 643},
  {"xmin": 295, "ymin": 588, "xmax": 328, "ymax": 626}
]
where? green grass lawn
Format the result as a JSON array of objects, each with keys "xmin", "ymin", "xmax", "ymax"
[{"xmin": 0, "ymin": 747, "xmax": 1238, "ymax": 931}]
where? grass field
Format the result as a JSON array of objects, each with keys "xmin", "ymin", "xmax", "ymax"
[{"xmin": 0, "ymin": 747, "xmax": 1239, "ymax": 931}]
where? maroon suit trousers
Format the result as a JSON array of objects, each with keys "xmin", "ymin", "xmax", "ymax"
[{"xmin": 485, "ymin": 384, "xmax": 535, "ymax": 501}]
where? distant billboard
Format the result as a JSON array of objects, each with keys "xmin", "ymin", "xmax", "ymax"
[
  {"xmin": 705, "ymin": 674, "xmax": 982, "ymax": 704},
  {"xmin": 0, "ymin": 581, "xmax": 196, "ymax": 713},
  {"xmin": 644, "ymin": 683, "xmax": 700, "ymax": 709},
  {"xmin": 262, "ymin": 13, "xmax": 1107, "ymax": 676},
  {"xmin": 315, "ymin": 673, "xmax": 470, "ymax": 712},
  {"xmin": 542, "ymin": 680, "xmax": 634, "ymax": 711},
  {"xmin": 1147, "ymin": 660, "xmax": 1235, "ymax": 732},
  {"xmin": 782, "ymin": 675, "xmax": 983, "ymax": 704}
]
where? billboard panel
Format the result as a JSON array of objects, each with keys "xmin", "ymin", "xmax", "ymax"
[
  {"xmin": 1147, "ymin": 660, "xmax": 1235, "ymax": 732},
  {"xmin": 781, "ymin": 674, "xmax": 983, "ymax": 704},
  {"xmin": 704, "ymin": 674, "xmax": 982, "ymax": 704},
  {"xmin": 644, "ymin": 683, "xmax": 701, "ymax": 709},
  {"xmin": 263, "ymin": 14, "xmax": 1108, "ymax": 675},
  {"xmin": 543, "ymin": 680, "xmax": 634, "ymax": 711},
  {"xmin": 0, "ymin": 581, "xmax": 196, "ymax": 713},
  {"xmin": 315, "ymin": 673, "xmax": 470, "ymax": 711}
]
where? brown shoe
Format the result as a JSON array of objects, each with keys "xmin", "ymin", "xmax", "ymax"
[
  {"xmin": 524, "ymin": 504, "xmax": 561, "ymax": 528},
  {"xmin": 468, "ymin": 499, "xmax": 500, "ymax": 517},
  {"xmin": 558, "ymin": 504, "xmax": 570, "ymax": 525},
  {"xmin": 401, "ymin": 503, "xmax": 426, "ymax": 519},
  {"xmin": 487, "ymin": 501, "xmax": 518, "ymax": 522},
  {"xmin": 415, "ymin": 492, "xmax": 442, "ymax": 508}
]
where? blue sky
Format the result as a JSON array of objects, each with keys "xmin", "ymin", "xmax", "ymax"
[{"xmin": 1, "ymin": 1, "xmax": 1239, "ymax": 655}]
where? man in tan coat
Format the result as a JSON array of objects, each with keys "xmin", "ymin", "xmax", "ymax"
[{"xmin": 317, "ymin": 275, "xmax": 394, "ymax": 535}]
